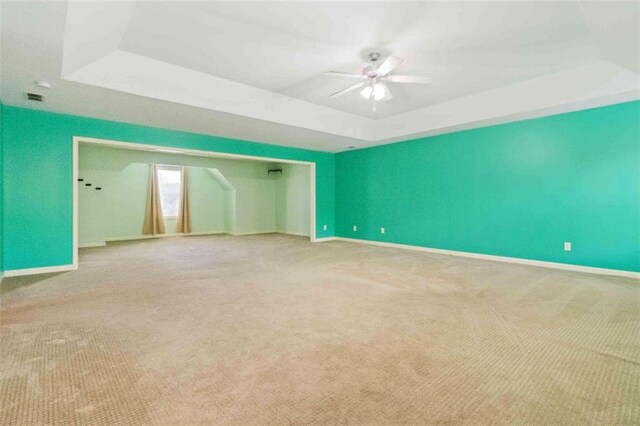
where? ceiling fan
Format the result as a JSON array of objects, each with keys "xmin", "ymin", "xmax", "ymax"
[{"xmin": 327, "ymin": 52, "xmax": 431, "ymax": 111}]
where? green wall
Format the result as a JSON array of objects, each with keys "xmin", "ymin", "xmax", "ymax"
[
  {"xmin": 276, "ymin": 163, "xmax": 311, "ymax": 236},
  {"xmin": 189, "ymin": 167, "xmax": 227, "ymax": 234},
  {"xmin": 2, "ymin": 106, "xmax": 335, "ymax": 271},
  {"xmin": 78, "ymin": 163, "xmax": 228, "ymax": 245},
  {"xmin": 336, "ymin": 101, "xmax": 640, "ymax": 273},
  {"xmin": 78, "ymin": 145, "xmax": 301, "ymax": 245}
]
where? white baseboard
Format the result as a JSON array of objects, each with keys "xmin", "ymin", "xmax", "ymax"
[
  {"xmin": 186, "ymin": 231, "xmax": 226, "ymax": 237},
  {"xmin": 107, "ymin": 234, "xmax": 179, "ymax": 242},
  {"xmin": 93, "ymin": 231, "xmax": 309, "ymax": 244},
  {"xmin": 313, "ymin": 237, "xmax": 336, "ymax": 243},
  {"xmin": 4, "ymin": 264, "xmax": 77, "ymax": 278},
  {"xmin": 278, "ymin": 231, "xmax": 311, "ymax": 237},
  {"xmin": 79, "ymin": 242, "xmax": 107, "ymax": 248},
  {"xmin": 332, "ymin": 237, "xmax": 640, "ymax": 279},
  {"xmin": 9, "ymin": 238, "xmax": 633, "ymax": 279},
  {"xmin": 229, "ymin": 231, "xmax": 278, "ymax": 236},
  {"xmin": 105, "ymin": 231, "xmax": 225, "ymax": 243},
  {"xmin": 0, "ymin": 272, "xmax": 4, "ymax": 284}
]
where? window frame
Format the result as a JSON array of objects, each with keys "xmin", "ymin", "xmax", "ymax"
[{"xmin": 156, "ymin": 165, "xmax": 183, "ymax": 219}]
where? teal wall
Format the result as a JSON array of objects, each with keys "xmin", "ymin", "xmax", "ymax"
[
  {"xmin": 2, "ymin": 106, "xmax": 335, "ymax": 270},
  {"xmin": 336, "ymin": 101, "xmax": 640, "ymax": 272},
  {"xmin": 0, "ymin": 102, "xmax": 4, "ymax": 274},
  {"xmin": 3, "ymin": 102, "xmax": 638, "ymax": 273}
]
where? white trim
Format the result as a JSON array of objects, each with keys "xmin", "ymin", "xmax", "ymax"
[
  {"xmin": 72, "ymin": 138, "xmax": 79, "ymax": 269},
  {"xmin": 80, "ymin": 231, "xmax": 310, "ymax": 248},
  {"xmin": 74, "ymin": 136, "xmax": 315, "ymax": 165},
  {"xmin": 0, "ymin": 272, "xmax": 4, "ymax": 284},
  {"xmin": 4, "ymin": 264, "xmax": 77, "ymax": 278},
  {"xmin": 79, "ymin": 242, "xmax": 107, "ymax": 248},
  {"xmin": 186, "ymin": 231, "xmax": 226, "ymax": 237},
  {"xmin": 313, "ymin": 237, "xmax": 336, "ymax": 243},
  {"xmin": 105, "ymin": 231, "xmax": 225, "ymax": 242},
  {"xmin": 280, "ymin": 231, "xmax": 311, "ymax": 237},
  {"xmin": 309, "ymin": 162, "xmax": 317, "ymax": 242},
  {"xmin": 229, "ymin": 231, "xmax": 311, "ymax": 237},
  {"xmin": 229, "ymin": 230, "xmax": 278, "ymax": 236},
  {"xmin": 333, "ymin": 237, "xmax": 640, "ymax": 279},
  {"xmin": 111, "ymin": 231, "xmax": 305, "ymax": 240},
  {"xmin": 72, "ymin": 136, "xmax": 318, "ymax": 268}
]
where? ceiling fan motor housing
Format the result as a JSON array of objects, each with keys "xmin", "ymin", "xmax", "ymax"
[
  {"xmin": 368, "ymin": 52, "xmax": 382, "ymax": 62},
  {"xmin": 364, "ymin": 52, "xmax": 383, "ymax": 77},
  {"xmin": 363, "ymin": 67, "xmax": 378, "ymax": 78}
]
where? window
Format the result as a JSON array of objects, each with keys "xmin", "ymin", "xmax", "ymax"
[{"xmin": 157, "ymin": 167, "xmax": 182, "ymax": 217}]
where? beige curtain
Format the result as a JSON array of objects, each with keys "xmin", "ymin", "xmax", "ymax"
[
  {"xmin": 142, "ymin": 164, "xmax": 166, "ymax": 235},
  {"xmin": 176, "ymin": 167, "xmax": 192, "ymax": 233}
]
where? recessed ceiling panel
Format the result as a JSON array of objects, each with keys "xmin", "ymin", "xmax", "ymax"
[
  {"xmin": 1, "ymin": 1, "xmax": 639, "ymax": 152},
  {"xmin": 115, "ymin": 1, "xmax": 605, "ymax": 119}
]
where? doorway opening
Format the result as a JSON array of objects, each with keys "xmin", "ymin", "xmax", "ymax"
[{"xmin": 72, "ymin": 137, "xmax": 316, "ymax": 267}]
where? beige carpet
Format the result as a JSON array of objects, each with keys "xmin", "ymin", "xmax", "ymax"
[{"xmin": 1, "ymin": 234, "xmax": 638, "ymax": 425}]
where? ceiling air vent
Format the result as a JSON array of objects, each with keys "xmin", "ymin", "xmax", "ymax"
[{"xmin": 26, "ymin": 92, "xmax": 43, "ymax": 102}]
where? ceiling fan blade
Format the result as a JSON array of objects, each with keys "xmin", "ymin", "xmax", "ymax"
[
  {"xmin": 375, "ymin": 55, "xmax": 403, "ymax": 76},
  {"xmin": 326, "ymin": 71, "xmax": 363, "ymax": 79},
  {"xmin": 330, "ymin": 81, "xmax": 365, "ymax": 98},
  {"xmin": 386, "ymin": 75, "xmax": 432, "ymax": 84},
  {"xmin": 380, "ymin": 84, "xmax": 393, "ymax": 101}
]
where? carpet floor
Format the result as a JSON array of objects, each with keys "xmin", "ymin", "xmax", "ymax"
[{"xmin": 1, "ymin": 234, "xmax": 638, "ymax": 425}]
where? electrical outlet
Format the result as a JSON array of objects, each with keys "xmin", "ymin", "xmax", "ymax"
[
  {"xmin": 564, "ymin": 242, "xmax": 572, "ymax": 252},
  {"xmin": 380, "ymin": 227, "xmax": 385, "ymax": 234},
  {"xmin": 323, "ymin": 224, "xmax": 327, "ymax": 231},
  {"xmin": 353, "ymin": 225, "xmax": 357, "ymax": 232}
]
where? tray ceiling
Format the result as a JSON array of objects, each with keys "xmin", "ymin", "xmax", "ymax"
[{"xmin": 2, "ymin": 1, "xmax": 638, "ymax": 152}]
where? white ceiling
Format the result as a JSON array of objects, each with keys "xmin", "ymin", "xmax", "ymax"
[{"xmin": 1, "ymin": 1, "xmax": 639, "ymax": 152}]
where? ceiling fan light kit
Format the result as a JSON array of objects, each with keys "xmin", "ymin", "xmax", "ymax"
[
  {"xmin": 327, "ymin": 52, "xmax": 431, "ymax": 110},
  {"xmin": 361, "ymin": 83, "xmax": 390, "ymax": 101}
]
